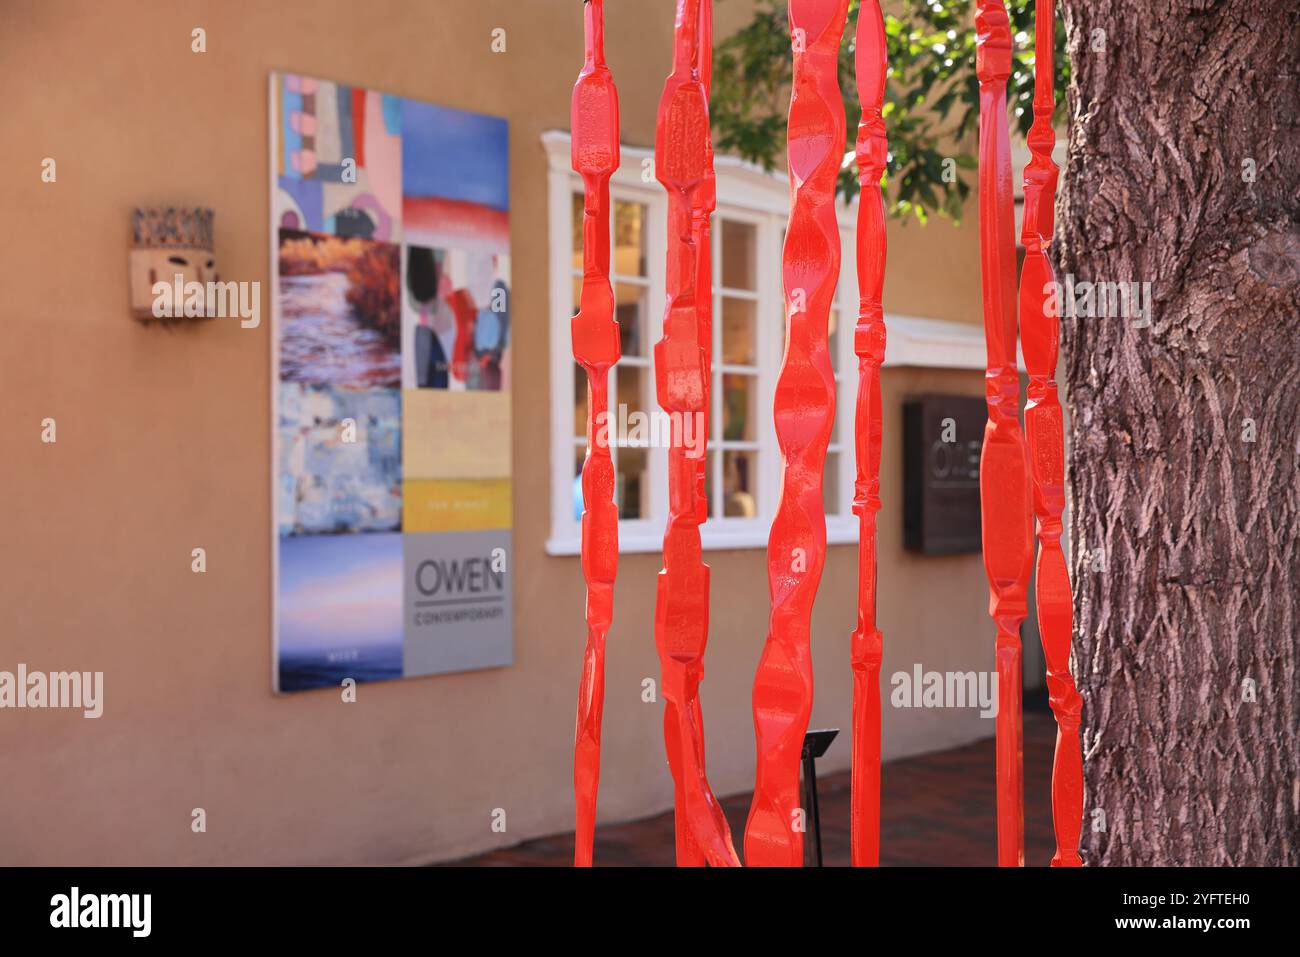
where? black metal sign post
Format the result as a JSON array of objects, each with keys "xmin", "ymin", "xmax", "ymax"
[{"xmin": 800, "ymin": 728, "xmax": 839, "ymax": 866}]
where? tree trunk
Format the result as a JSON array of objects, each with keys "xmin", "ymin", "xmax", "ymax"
[{"xmin": 1056, "ymin": 0, "xmax": 1300, "ymax": 864}]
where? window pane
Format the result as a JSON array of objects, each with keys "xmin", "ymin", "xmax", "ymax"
[
  {"xmin": 705, "ymin": 450, "xmax": 716, "ymax": 519},
  {"xmin": 572, "ymin": 446, "xmax": 585, "ymax": 521},
  {"xmin": 614, "ymin": 201, "xmax": 647, "ymax": 278},
  {"xmin": 777, "ymin": 229, "xmax": 788, "ymax": 351},
  {"xmin": 615, "ymin": 283, "xmax": 647, "ymax": 357},
  {"xmin": 721, "ymin": 373, "xmax": 756, "ymax": 442},
  {"xmin": 616, "ymin": 445, "xmax": 647, "ymax": 519},
  {"xmin": 721, "ymin": 296, "xmax": 756, "ymax": 366},
  {"xmin": 824, "ymin": 451, "xmax": 841, "ymax": 516},
  {"xmin": 723, "ymin": 450, "xmax": 758, "ymax": 518},
  {"xmin": 616, "ymin": 365, "xmax": 647, "ymax": 424},
  {"xmin": 721, "ymin": 219, "xmax": 756, "ymax": 291},
  {"xmin": 573, "ymin": 363, "xmax": 587, "ymax": 439},
  {"xmin": 829, "ymin": 307, "xmax": 841, "ymax": 372},
  {"xmin": 571, "ymin": 193, "xmax": 585, "ymax": 269}
]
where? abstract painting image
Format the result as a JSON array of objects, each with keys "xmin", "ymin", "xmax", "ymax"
[
  {"xmin": 278, "ymin": 383, "xmax": 401, "ymax": 535},
  {"xmin": 275, "ymin": 73, "xmax": 403, "ymax": 241},
  {"xmin": 400, "ymin": 98, "xmax": 511, "ymax": 392},
  {"xmin": 401, "ymin": 244, "xmax": 511, "ymax": 392}
]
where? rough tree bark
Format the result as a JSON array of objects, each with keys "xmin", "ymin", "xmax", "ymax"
[{"xmin": 1056, "ymin": 0, "xmax": 1300, "ymax": 864}]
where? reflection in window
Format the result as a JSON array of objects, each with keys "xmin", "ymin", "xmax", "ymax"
[
  {"xmin": 616, "ymin": 445, "xmax": 646, "ymax": 519},
  {"xmin": 617, "ymin": 365, "xmax": 646, "ymax": 420},
  {"xmin": 571, "ymin": 193, "xmax": 585, "ymax": 267},
  {"xmin": 721, "ymin": 297, "xmax": 756, "ymax": 366},
  {"xmin": 824, "ymin": 451, "xmax": 840, "ymax": 516},
  {"xmin": 721, "ymin": 219, "xmax": 756, "ymax": 291},
  {"xmin": 573, "ymin": 362, "xmax": 587, "ymax": 439},
  {"xmin": 614, "ymin": 201, "xmax": 647, "ymax": 278},
  {"xmin": 721, "ymin": 373, "xmax": 755, "ymax": 442},
  {"xmin": 615, "ymin": 283, "xmax": 646, "ymax": 357},
  {"xmin": 572, "ymin": 448, "xmax": 584, "ymax": 521},
  {"xmin": 704, "ymin": 450, "xmax": 716, "ymax": 519},
  {"xmin": 723, "ymin": 450, "xmax": 757, "ymax": 518}
]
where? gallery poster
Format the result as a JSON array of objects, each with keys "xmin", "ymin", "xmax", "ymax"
[{"xmin": 269, "ymin": 72, "xmax": 512, "ymax": 692}]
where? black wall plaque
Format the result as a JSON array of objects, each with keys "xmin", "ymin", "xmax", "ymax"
[{"xmin": 902, "ymin": 394, "xmax": 985, "ymax": 554}]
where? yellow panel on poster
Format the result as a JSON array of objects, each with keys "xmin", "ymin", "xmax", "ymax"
[
  {"xmin": 404, "ymin": 479, "xmax": 512, "ymax": 532},
  {"xmin": 403, "ymin": 390, "xmax": 511, "ymax": 480}
]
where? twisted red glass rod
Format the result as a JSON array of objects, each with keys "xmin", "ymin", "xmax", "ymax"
[{"xmin": 745, "ymin": 0, "xmax": 849, "ymax": 868}]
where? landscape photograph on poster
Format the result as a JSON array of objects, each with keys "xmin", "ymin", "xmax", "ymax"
[
  {"xmin": 278, "ymin": 230, "xmax": 402, "ymax": 389},
  {"xmin": 271, "ymin": 72, "xmax": 513, "ymax": 692},
  {"xmin": 277, "ymin": 532, "xmax": 404, "ymax": 691}
]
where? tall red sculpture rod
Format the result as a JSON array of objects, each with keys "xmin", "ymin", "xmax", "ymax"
[
  {"xmin": 653, "ymin": 0, "xmax": 740, "ymax": 867},
  {"xmin": 694, "ymin": 0, "xmax": 714, "ymax": 529},
  {"xmin": 975, "ymin": 0, "xmax": 1033, "ymax": 867},
  {"xmin": 570, "ymin": 0, "xmax": 621, "ymax": 868},
  {"xmin": 1019, "ymin": 0, "xmax": 1083, "ymax": 867},
  {"xmin": 673, "ymin": 0, "xmax": 717, "ymax": 867},
  {"xmin": 745, "ymin": 0, "xmax": 849, "ymax": 868},
  {"xmin": 849, "ymin": 0, "xmax": 888, "ymax": 869}
]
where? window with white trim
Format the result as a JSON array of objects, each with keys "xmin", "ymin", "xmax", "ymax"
[{"xmin": 545, "ymin": 132, "xmax": 861, "ymax": 555}]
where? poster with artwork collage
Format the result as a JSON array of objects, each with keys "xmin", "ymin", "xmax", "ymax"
[{"xmin": 270, "ymin": 72, "xmax": 512, "ymax": 692}]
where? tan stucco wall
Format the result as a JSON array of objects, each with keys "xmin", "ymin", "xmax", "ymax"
[{"xmin": 0, "ymin": 0, "xmax": 991, "ymax": 865}]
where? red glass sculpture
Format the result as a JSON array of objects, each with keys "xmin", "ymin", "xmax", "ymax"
[
  {"xmin": 694, "ymin": 0, "xmax": 714, "ymax": 528},
  {"xmin": 849, "ymin": 0, "xmax": 888, "ymax": 869},
  {"xmin": 975, "ymin": 0, "xmax": 1033, "ymax": 867},
  {"xmin": 1019, "ymin": 0, "xmax": 1084, "ymax": 867},
  {"xmin": 653, "ymin": 0, "xmax": 740, "ymax": 868},
  {"xmin": 681, "ymin": 0, "xmax": 716, "ymax": 866},
  {"xmin": 745, "ymin": 0, "xmax": 849, "ymax": 868},
  {"xmin": 570, "ymin": 0, "xmax": 621, "ymax": 868}
]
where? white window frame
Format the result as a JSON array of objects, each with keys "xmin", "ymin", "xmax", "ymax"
[{"xmin": 543, "ymin": 131, "xmax": 981, "ymax": 556}]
